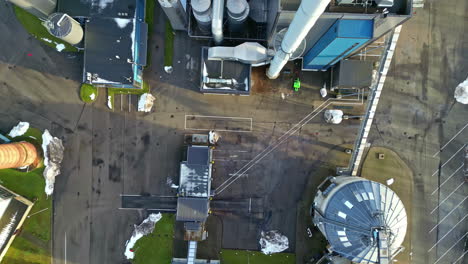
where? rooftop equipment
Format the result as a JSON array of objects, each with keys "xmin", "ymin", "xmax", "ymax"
[
  {"xmin": 267, "ymin": 0, "xmax": 331, "ymax": 79},
  {"xmin": 226, "ymin": 0, "xmax": 250, "ymax": 32},
  {"xmin": 158, "ymin": 0, "xmax": 188, "ymax": 31},
  {"xmin": 7, "ymin": 0, "xmax": 57, "ymax": 19},
  {"xmin": 207, "ymin": 42, "xmax": 270, "ymax": 65},
  {"xmin": 313, "ymin": 176, "xmax": 407, "ymax": 263},
  {"xmin": 0, "ymin": 142, "xmax": 38, "ymax": 169},
  {"xmin": 191, "ymin": 0, "xmax": 212, "ymax": 33},
  {"xmin": 44, "ymin": 13, "xmax": 84, "ymax": 45},
  {"xmin": 212, "ymin": 0, "xmax": 224, "ymax": 44}
]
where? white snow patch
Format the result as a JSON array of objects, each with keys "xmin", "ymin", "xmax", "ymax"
[
  {"xmin": 95, "ymin": 77, "xmax": 120, "ymax": 84},
  {"xmin": 41, "ymin": 38, "xmax": 53, "ymax": 43},
  {"xmin": 138, "ymin": 93, "xmax": 156, "ymax": 112},
  {"xmin": 114, "ymin": 18, "xmax": 131, "ymax": 29},
  {"xmin": 107, "ymin": 96, "xmax": 113, "ymax": 109},
  {"xmin": 89, "ymin": 93, "xmax": 96, "ymax": 101},
  {"xmin": 320, "ymin": 84, "xmax": 327, "ymax": 98},
  {"xmin": 125, "ymin": 213, "xmax": 162, "ymax": 259},
  {"xmin": 259, "ymin": 230, "xmax": 289, "ymax": 255},
  {"xmin": 41, "ymin": 130, "xmax": 64, "ymax": 195},
  {"xmin": 324, "ymin": 110, "xmax": 343, "ymax": 124},
  {"xmin": 164, "ymin": 66, "xmax": 173, "ymax": 74},
  {"xmin": 386, "ymin": 178, "xmax": 395, "ymax": 185},
  {"xmin": 97, "ymin": 0, "xmax": 114, "ymax": 10},
  {"xmin": 209, "ymin": 131, "xmax": 220, "ymax": 144},
  {"xmin": 8, "ymin": 122, "xmax": 29, "ymax": 138},
  {"xmin": 170, "ymin": 184, "xmax": 179, "ymax": 189},
  {"xmin": 115, "ymin": 55, "xmax": 120, "ymax": 59},
  {"xmin": 0, "ymin": 211, "xmax": 18, "ymax": 248},
  {"xmin": 454, "ymin": 77, "xmax": 468, "ymax": 104},
  {"xmin": 130, "ymin": 20, "xmax": 136, "ymax": 61},
  {"xmin": 55, "ymin": 44, "xmax": 65, "ymax": 52}
]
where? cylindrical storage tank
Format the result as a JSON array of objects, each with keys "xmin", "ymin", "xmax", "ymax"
[
  {"xmin": 0, "ymin": 142, "xmax": 38, "ymax": 169},
  {"xmin": 191, "ymin": 0, "xmax": 212, "ymax": 33},
  {"xmin": 313, "ymin": 176, "xmax": 407, "ymax": 263},
  {"xmin": 8, "ymin": 0, "xmax": 57, "ymax": 19},
  {"xmin": 45, "ymin": 13, "xmax": 84, "ymax": 45},
  {"xmin": 226, "ymin": 0, "xmax": 249, "ymax": 32}
]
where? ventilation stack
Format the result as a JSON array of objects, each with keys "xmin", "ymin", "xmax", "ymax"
[
  {"xmin": 7, "ymin": 0, "xmax": 57, "ymax": 19},
  {"xmin": 158, "ymin": 0, "xmax": 187, "ymax": 31},
  {"xmin": 0, "ymin": 142, "xmax": 38, "ymax": 169},
  {"xmin": 44, "ymin": 13, "xmax": 84, "ymax": 45},
  {"xmin": 191, "ymin": 0, "xmax": 212, "ymax": 33},
  {"xmin": 226, "ymin": 0, "xmax": 249, "ymax": 32}
]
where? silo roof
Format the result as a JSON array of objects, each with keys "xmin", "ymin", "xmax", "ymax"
[{"xmin": 316, "ymin": 179, "xmax": 407, "ymax": 263}]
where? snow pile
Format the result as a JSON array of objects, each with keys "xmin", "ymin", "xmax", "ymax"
[
  {"xmin": 386, "ymin": 178, "xmax": 394, "ymax": 185},
  {"xmin": 41, "ymin": 38, "xmax": 53, "ymax": 43},
  {"xmin": 164, "ymin": 66, "xmax": 173, "ymax": 74},
  {"xmin": 324, "ymin": 110, "xmax": 343, "ymax": 124},
  {"xmin": 0, "ymin": 211, "xmax": 17, "ymax": 248},
  {"xmin": 114, "ymin": 18, "xmax": 131, "ymax": 29},
  {"xmin": 8, "ymin": 121, "xmax": 29, "ymax": 138},
  {"xmin": 454, "ymin": 77, "xmax": 468, "ymax": 104},
  {"xmin": 42, "ymin": 130, "xmax": 64, "ymax": 196},
  {"xmin": 170, "ymin": 184, "xmax": 179, "ymax": 189},
  {"xmin": 125, "ymin": 213, "xmax": 162, "ymax": 259},
  {"xmin": 90, "ymin": 93, "xmax": 96, "ymax": 101},
  {"xmin": 107, "ymin": 96, "xmax": 113, "ymax": 109},
  {"xmin": 137, "ymin": 93, "xmax": 156, "ymax": 112},
  {"xmin": 320, "ymin": 84, "xmax": 327, "ymax": 98},
  {"xmin": 98, "ymin": 0, "xmax": 114, "ymax": 10},
  {"xmin": 56, "ymin": 44, "xmax": 65, "ymax": 52},
  {"xmin": 259, "ymin": 230, "xmax": 289, "ymax": 255}
]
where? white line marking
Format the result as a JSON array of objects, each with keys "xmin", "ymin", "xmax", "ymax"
[
  {"xmin": 185, "ymin": 115, "xmax": 253, "ymax": 120},
  {"xmin": 431, "ymin": 164, "xmax": 464, "ymax": 195},
  {"xmin": 432, "ymin": 145, "xmax": 466, "ymax": 176},
  {"xmin": 454, "ymin": 250, "xmax": 468, "ymax": 264},
  {"xmin": 64, "ymin": 232, "xmax": 67, "ymax": 264},
  {"xmin": 431, "ymin": 181, "xmax": 466, "ymax": 214},
  {"xmin": 429, "ymin": 196, "xmax": 468, "ymax": 233},
  {"xmin": 186, "ymin": 128, "xmax": 252, "ymax": 132},
  {"xmin": 428, "ymin": 213, "xmax": 468, "ymax": 252},
  {"xmin": 184, "ymin": 114, "xmax": 187, "ymax": 130},
  {"xmin": 432, "ymin": 122, "xmax": 468, "ymax": 157},
  {"xmin": 214, "ymin": 159, "xmax": 250, "ymax": 162},
  {"xmin": 433, "ymin": 232, "xmax": 468, "ymax": 264},
  {"xmin": 215, "ymin": 101, "xmax": 332, "ymax": 194},
  {"xmin": 213, "ymin": 150, "xmax": 248, "ymax": 153}
]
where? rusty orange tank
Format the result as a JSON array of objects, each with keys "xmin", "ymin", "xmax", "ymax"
[{"xmin": 0, "ymin": 142, "xmax": 38, "ymax": 169}]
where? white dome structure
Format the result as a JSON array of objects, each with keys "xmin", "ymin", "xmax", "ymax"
[{"xmin": 313, "ymin": 176, "xmax": 407, "ymax": 264}]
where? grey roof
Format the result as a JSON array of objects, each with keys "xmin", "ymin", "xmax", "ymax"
[
  {"xmin": 84, "ymin": 17, "xmax": 135, "ymax": 85},
  {"xmin": 187, "ymin": 146, "xmax": 210, "ymax": 165},
  {"xmin": 332, "ymin": 60, "xmax": 373, "ymax": 88},
  {"xmin": 179, "ymin": 163, "xmax": 211, "ymax": 197},
  {"xmin": 315, "ymin": 179, "xmax": 407, "ymax": 263},
  {"xmin": 176, "ymin": 197, "xmax": 209, "ymax": 222},
  {"xmin": 57, "ymin": 0, "xmax": 137, "ymax": 18}
]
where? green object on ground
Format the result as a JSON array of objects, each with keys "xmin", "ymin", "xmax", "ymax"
[
  {"xmin": 132, "ymin": 214, "xmax": 175, "ymax": 264},
  {"xmin": 293, "ymin": 78, "xmax": 301, "ymax": 91},
  {"xmin": 220, "ymin": 250, "xmax": 296, "ymax": 264},
  {"xmin": 164, "ymin": 21, "xmax": 174, "ymax": 67},
  {"xmin": 0, "ymin": 168, "xmax": 52, "ymax": 264},
  {"xmin": 13, "ymin": 6, "xmax": 77, "ymax": 52},
  {"xmin": 80, "ymin": 83, "xmax": 98, "ymax": 103}
]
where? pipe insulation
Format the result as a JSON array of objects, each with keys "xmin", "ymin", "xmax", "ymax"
[
  {"xmin": 0, "ymin": 142, "xmax": 38, "ymax": 169},
  {"xmin": 267, "ymin": 0, "xmax": 331, "ymax": 79},
  {"xmin": 212, "ymin": 0, "xmax": 225, "ymax": 44}
]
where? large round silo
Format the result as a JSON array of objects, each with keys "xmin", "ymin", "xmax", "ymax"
[
  {"xmin": 226, "ymin": 0, "xmax": 249, "ymax": 32},
  {"xmin": 191, "ymin": 0, "xmax": 212, "ymax": 33},
  {"xmin": 312, "ymin": 176, "xmax": 407, "ymax": 264},
  {"xmin": 45, "ymin": 13, "xmax": 84, "ymax": 45},
  {"xmin": 8, "ymin": 0, "xmax": 57, "ymax": 19}
]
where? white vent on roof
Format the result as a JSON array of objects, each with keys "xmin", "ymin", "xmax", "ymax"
[
  {"xmin": 354, "ymin": 192, "xmax": 363, "ymax": 202},
  {"xmin": 343, "ymin": 242, "xmax": 352, "ymax": 247},
  {"xmin": 344, "ymin": 201, "xmax": 354, "ymax": 209},
  {"xmin": 368, "ymin": 192, "xmax": 375, "ymax": 200},
  {"xmin": 337, "ymin": 230, "xmax": 346, "ymax": 236},
  {"xmin": 361, "ymin": 192, "xmax": 369, "ymax": 200},
  {"xmin": 339, "ymin": 236, "xmax": 349, "ymax": 242},
  {"xmin": 338, "ymin": 211, "xmax": 347, "ymax": 219}
]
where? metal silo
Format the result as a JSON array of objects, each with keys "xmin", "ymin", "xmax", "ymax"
[
  {"xmin": 191, "ymin": 0, "xmax": 212, "ymax": 33},
  {"xmin": 0, "ymin": 142, "xmax": 38, "ymax": 169},
  {"xmin": 313, "ymin": 176, "xmax": 407, "ymax": 264},
  {"xmin": 7, "ymin": 0, "xmax": 57, "ymax": 19},
  {"xmin": 44, "ymin": 13, "xmax": 84, "ymax": 45},
  {"xmin": 226, "ymin": 0, "xmax": 249, "ymax": 32},
  {"xmin": 158, "ymin": 0, "xmax": 187, "ymax": 31}
]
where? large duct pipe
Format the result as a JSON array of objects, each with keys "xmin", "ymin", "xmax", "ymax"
[
  {"xmin": 0, "ymin": 142, "xmax": 38, "ymax": 169},
  {"xmin": 267, "ymin": 0, "xmax": 330, "ymax": 79},
  {"xmin": 212, "ymin": 0, "xmax": 224, "ymax": 45},
  {"xmin": 8, "ymin": 0, "xmax": 57, "ymax": 19}
]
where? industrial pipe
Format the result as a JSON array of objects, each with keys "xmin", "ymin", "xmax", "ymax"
[
  {"xmin": 267, "ymin": 0, "xmax": 331, "ymax": 79},
  {"xmin": 212, "ymin": 0, "xmax": 224, "ymax": 45},
  {"xmin": 0, "ymin": 142, "xmax": 38, "ymax": 169}
]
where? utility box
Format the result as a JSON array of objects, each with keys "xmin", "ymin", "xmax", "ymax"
[{"xmin": 303, "ymin": 19, "xmax": 374, "ymax": 71}]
